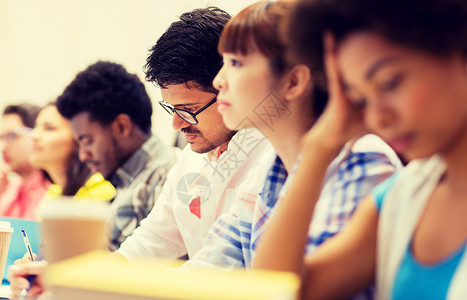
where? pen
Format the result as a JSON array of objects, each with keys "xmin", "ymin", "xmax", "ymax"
[
  {"xmin": 21, "ymin": 230, "xmax": 34, "ymax": 262},
  {"xmin": 20, "ymin": 230, "xmax": 36, "ymax": 299}
]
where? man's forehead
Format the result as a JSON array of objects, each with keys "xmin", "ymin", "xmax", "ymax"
[
  {"xmin": 160, "ymin": 82, "xmax": 215, "ymax": 106},
  {"xmin": 69, "ymin": 112, "xmax": 105, "ymax": 132}
]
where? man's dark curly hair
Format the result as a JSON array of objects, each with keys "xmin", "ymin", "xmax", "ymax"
[
  {"xmin": 144, "ymin": 7, "xmax": 231, "ymax": 93},
  {"xmin": 57, "ymin": 61, "xmax": 153, "ymax": 133}
]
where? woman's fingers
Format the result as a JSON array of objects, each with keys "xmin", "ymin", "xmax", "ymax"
[
  {"xmin": 8, "ymin": 261, "xmax": 48, "ymax": 298},
  {"xmin": 324, "ymin": 32, "xmax": 345, "ymax": 103}
]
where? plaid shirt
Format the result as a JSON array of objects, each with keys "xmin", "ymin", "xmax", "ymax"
[
  {"xmin": 108, "ymin": 135, "xmax": 176, "ymax": 250},
  {"xmin": 186, "ymin": 134, "xmax": 402, "ymax": 284}
]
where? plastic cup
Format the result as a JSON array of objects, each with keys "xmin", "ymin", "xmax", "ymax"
[
  {"xmin": 40, "ymin": 199, "xmax": 110, "ymax": 264},
  {"xmin": 0, "ymin": 221, "xmax": 13, "ymax": 280}
]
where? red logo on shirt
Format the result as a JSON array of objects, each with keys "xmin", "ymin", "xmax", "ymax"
[{"xmin": 177, "ymin": 173, "xmax": 211, "ymax": 219}]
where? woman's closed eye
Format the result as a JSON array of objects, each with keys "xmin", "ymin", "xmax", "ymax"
[
  {"xmin": 379, "ymin": 73, "xmax": 405, "ymax": 93},
  {"xmin": 349, "ymin": 97, "xmax": 367, "ymax": 109},
  {"xmin": 345, "ymin": 88, "xmax": 367, "ymax": 109},
  {"xmin": 43, "ymin": 124, "xmax": 57, "ymax": 131}
]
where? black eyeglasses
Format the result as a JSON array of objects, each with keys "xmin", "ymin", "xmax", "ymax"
[{"xmin": 159, "ymin": 96, "xmax": 217, "ymax": 125}]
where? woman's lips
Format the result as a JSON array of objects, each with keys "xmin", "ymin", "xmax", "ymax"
[
  {"xmin": 217, "ymin": 100, "xmax": 231, "ymax": 112},
  {"xmin": 387, "ymin": 134, "xmax": 413, "ymax": 153}
]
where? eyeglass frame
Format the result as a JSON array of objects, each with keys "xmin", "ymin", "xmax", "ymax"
[
  {"xmin": 0, "ymin": 127, "xmax": 33, "ymax": 143},
  {"xmin": 158, "ymin": 96, "xmax": 217, "ymax": 125}
]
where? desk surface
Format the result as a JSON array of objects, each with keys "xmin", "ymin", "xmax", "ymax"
[{"xmin": 47, "ymin": 251, "xmax": 299, "ymax": 300}]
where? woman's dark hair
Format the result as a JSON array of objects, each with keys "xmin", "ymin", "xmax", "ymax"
[
  {"xmin": 43, "ymin": 103, "xmax": 92, "ymax": 196},
  {"xmin": 218, "ymin": 0, "xmax": 328, "ymax": 118},
  {"xmin": 288, "ymin": 0, "xmax": 467, "ymax": 77},
  {"xmin": 3, "ymin": 103, "xmax": 41, "ymax": 128},
  {"xmin": 62, "ymin": 149, "xmax": 91, "ymax": 196},
  {"xmin": 144, "ymin": 7, "xmax": 231, "ymax": 93},
  {"xmin": 219, "ymin": 1, "xmax": 291, "ymax": 77}
]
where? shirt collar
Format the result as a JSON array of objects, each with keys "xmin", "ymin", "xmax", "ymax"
[{"xmin": 110, "ymin": 135, "xmax": 163, "ymax": 188}]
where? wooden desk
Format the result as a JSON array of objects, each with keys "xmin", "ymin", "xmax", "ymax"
[{"xmin": 46, "ymin": 251, "xmax": 299, "ymax": 300}]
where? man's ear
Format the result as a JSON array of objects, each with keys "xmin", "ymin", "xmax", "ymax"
[
  {"xmin": 110, "ymin": 114, "xmax": 132, "ymax": 139},
  {"xmin": 282, "ymin": 64, "xmax": 312, "ymax": 101}
]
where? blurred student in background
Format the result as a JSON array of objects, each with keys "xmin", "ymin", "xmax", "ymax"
[
  {"xmin": 30, "ymin": 102, "xmax": 115, "ymax": 201},
  {"xmin": 0, "ymin": 104, "xmax": 50, "ymax": 220},
  {"xmin": 56, "ymin": 61, "xmax": 176, "ymax": 251},
  {"xmin": 9, "ymin": 102, "xmax": 116, "ymax": 297}
]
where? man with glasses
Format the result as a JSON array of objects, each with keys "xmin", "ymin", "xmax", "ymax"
[
  {"xmin": 115, "ymin": 7, "xmax": 271, "ymax": 261},
  {"xmin": 159, "ymin": 97, "xmax": 217, "ymax": 127},
  {"xmin": 0, "ymin": 104, "xmax": 50, "ymax": 219}
]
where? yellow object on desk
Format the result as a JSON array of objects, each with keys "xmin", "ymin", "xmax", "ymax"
[{"xmin": 46, "ymin": 251, "xmax": 299, "ymax": 300}]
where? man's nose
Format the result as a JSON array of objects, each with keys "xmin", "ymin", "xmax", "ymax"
[
  {"xmin": 172, "ymin": 114, "xmax": 191, "ymax": 131},
  {"xmin": 78, "ymin": 147, "xmax": 91, "ymax": 162}
]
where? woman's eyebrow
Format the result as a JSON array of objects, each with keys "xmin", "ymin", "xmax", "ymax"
[{"xmin": 365, "ymin": 56, "xmax": 403, "ymax": 80}]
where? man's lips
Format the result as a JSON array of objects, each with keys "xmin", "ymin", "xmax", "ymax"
[
  {"xmin": 86, "ymin": 162, "xmax": 99, "ymax": 172},
  {"xmin": 182, "ymin": 128, "xmax": 201, "ymax": 143},
  {"xmin": 184, "ymin": 133, "xmax": 198, "ymax": 142}
]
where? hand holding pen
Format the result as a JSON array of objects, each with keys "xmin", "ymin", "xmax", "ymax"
[{"xmin": 8, "ymin": 260, "xmax": 48, "ymax": 300}]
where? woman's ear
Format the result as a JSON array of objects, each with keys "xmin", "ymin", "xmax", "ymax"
[
  {"xmin": 283, "ymin": 64, "xmax": 312, "ymax": 101},
  {"xmin": 110, "ymin": 114, "xmax": 132, "ymax": 139}
]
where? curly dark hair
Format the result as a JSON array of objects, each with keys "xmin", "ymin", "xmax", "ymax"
[
  {"xmin": 144, "ymin": 7, "xmax": 231, "ymax": 93},
  {"xmin": 3, "ymin": 103, "xmax": 41, "ymax": 128},
  {"xmin": 56, "ymin": 61, "xmax": 152, "ymax": 133},
  {"xmin": 288, "ymin": 0, "xmax": 467, "ymax": 80}
]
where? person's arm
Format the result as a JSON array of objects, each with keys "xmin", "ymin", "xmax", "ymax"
[
  {"xmin": 184, "ymin": 180, "xmax": 263, "ymax": 269},
  {"xmin": 116, "ymin": 164, "xmax": 188, "ymax": 260},
  {"xmin": 302, "ymin": 197, "xmax": 378, "ymax": 299},
  {"xmin": 184, "ymin": 151, "xmax": 283, "ymax": 270},
  {"xmin": 253, "ymin": 34, "xmax": 377, "ymax": 298},
  {"xmin": 184, "ymin": 200, "xmax": 246, "ymax": 269},
  {"xmin": 253, "ymin": 139, "xmax": 340, "ymax": 273},
  {"xmin": 253, "ymin": 143, "xmax": 380, "ymax": 299}
]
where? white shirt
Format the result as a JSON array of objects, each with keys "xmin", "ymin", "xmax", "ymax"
[{"xmin": 117, "ymin": 128, "xmax": 272, "ymax": 260}]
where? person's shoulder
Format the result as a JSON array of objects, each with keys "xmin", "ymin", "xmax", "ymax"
[
  {"xmin": 345, "ymin": 134, "xmax": 402, "ymax": 168},
  {"xmin": 351, "ymin": 134, "xmax": 399, "ymax": 158},
  {"xmin": 144, "ymin": 135, "xmax": 177, "ymax": 161}
]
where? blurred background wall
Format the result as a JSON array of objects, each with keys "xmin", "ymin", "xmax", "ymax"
[{"xmin": 0, "ymin": 0, "xmax": 256, "ymax": 147}]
